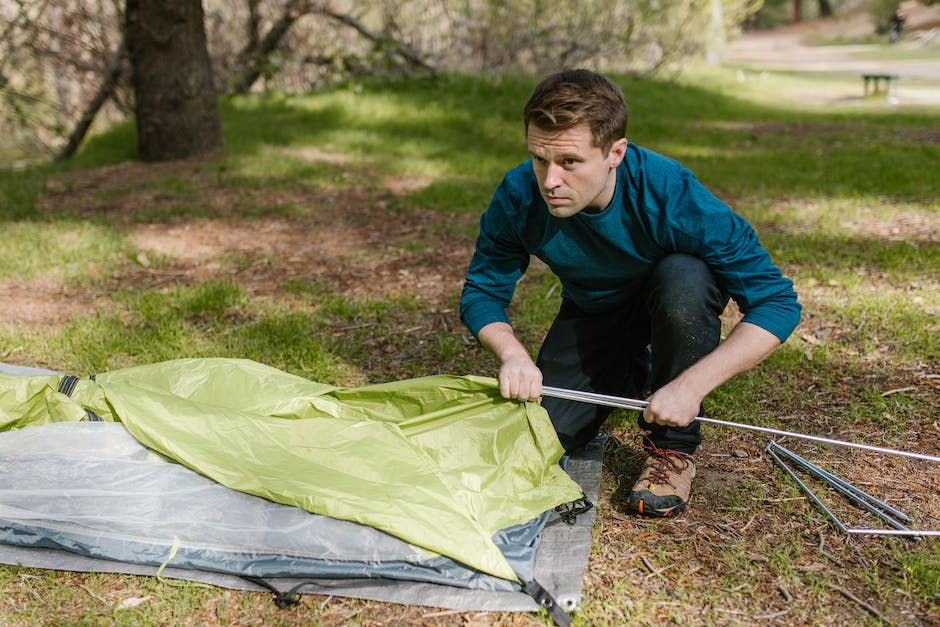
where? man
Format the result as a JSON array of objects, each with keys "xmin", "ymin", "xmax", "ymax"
[
  {"xmin": 890, "ymin": 9, "xmax": 905, "ymax": 43},
  {"xmin": 459, "ymin": 69, "xmax": 801, "ymax": 517}
]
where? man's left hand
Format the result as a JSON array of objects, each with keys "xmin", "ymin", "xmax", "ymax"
[{"xmin": 642, "ymin": 382, "xmax": 702, "ymax": 428}]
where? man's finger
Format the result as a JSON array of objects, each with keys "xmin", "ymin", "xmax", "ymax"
[
  {"xmin": 523, "ymin": 379, "xmax": 541, "ymax": 402},
  {"xmin": 499, "ymin": 376, "xmax": 513, "ymax": 399}
]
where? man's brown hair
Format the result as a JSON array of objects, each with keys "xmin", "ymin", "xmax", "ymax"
[{"xmin": 523, "ymin": 69, "xmax": 628, "ymax": 154}]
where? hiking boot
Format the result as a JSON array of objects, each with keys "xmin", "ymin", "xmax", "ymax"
[{"xmin": 627, "ymin": 435, "xmax": 695, "ymax": 517}]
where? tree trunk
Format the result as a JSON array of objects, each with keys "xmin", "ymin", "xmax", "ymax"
[
  {"xmin": 817, "ymin": 0, "xmax": 833, "ymax": 18},
  {"xmin": 125, "ymin": 0, "xmax": 223, "ymax": 161}
]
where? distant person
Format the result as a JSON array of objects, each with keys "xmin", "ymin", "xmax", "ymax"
[
  {"xmin": 890, "ymin": 9, "xmax": 905, "ymax": 43},
  {"xmin": 460, "ymin": 69, "xmax": 801, "ymax": 518}
]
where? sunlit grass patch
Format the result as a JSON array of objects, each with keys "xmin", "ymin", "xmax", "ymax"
[
  {"xmin": 805, "ymin": 284, "xmax": 940, "ymax": 363},
  {"xmin": 217, "ymin": 145, "xmax": 355, "ymax": 188},
  {"xmin": 848, "ymin": 41, "xmax": 940, "ymax": 62},
  {"xmin": 898, "ymin": 543, "xmax": 940, "ymax": 600},
  {"xmin": 699, "ymin": 344, "xmax": 810, "ymax": 424},
  {"xmin": 26, "ymin": 281, "xmax": 354, "ymax": 383},
  {"xmin": 682, "ymin": 63, "xmax": 860, "ymax": 107},
  {"xmin": 0, "ymin": 221, "xmax": 131, "ymax": 282},
  {"xmin": 747, "ymin": 197, "xmax": 940, "ymax": 239}
]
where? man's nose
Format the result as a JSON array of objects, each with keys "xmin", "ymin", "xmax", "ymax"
[{"xmin": 543, "ymin": 162, "xmax": 563, "ymax": 189}]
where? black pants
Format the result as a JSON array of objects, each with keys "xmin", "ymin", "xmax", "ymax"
[{"xmin": 536, "ymin": 254, "xmax": 728, "ymax": 455}]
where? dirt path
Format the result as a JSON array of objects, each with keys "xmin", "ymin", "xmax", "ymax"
[{"xmin": 725, "ymin": 7, "xmax": 940, "ymax": 105}]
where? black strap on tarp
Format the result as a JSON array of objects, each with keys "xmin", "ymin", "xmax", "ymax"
[
  {"xmin": 243, "ymin": 574, "xmax": 573, "ymax": 625},
  {"xmin": 56, "ymin": 374, "xmax": 102, "ymax": 421},
  {"xmin": 239, "ymin": 575, "xmax": 318, "ymax": 609},
  {"xmin": 57, "ymin": 375, "xmax": 80, "ymax": 397},
  {"xmin": 524, "ymin": 579, "xmax": 573, "ymax": 626},
  {"xmin": 554, "ymin": 495, "xmax": 594, "ymax": 525}
]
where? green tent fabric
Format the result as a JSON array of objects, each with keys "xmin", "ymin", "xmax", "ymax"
[{"xmin": 0, "ymin": 358, "xmax": 582, "ymax": 582}]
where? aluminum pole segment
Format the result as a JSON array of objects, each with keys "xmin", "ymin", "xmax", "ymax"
[
  {"xmin": 768, "ymin": 442, "xmax": 910, "ymax": 531},
  {"xmin": 846, "ymin": 529, "xmax": 940, "ymax": 537},
  {"xmin": 765, "ymin": 446, "xmax": 848, "ymax": 533},
  {"xmin": 539, "ymin": 386, "xmax": 940, "ymax": 463},
  {"xmin": 541, "ymin": 386, "xmax": 648, "ymax": 411},
  {"xmin": 768, "ymin": 441, "xmax": 913, "ymax": 524},
  {"xmin": 766, "ymin": 445, "xmax": 940, "ymax": 538}
]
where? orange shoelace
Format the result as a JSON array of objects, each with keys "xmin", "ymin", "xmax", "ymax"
[{"xmin": 636, "ymin": 435, "xmax": 693, "ymax": 486}]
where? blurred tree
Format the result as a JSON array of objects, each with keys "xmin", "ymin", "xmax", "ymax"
[
  {"xmin": 125, "ymin": 0, "xmax": 223, "ymax": 161},
  {"xmin": 228, "ymin": 1, "xmax": 432, "ymax": 94},
  {"xmin": 2, "ymin": 0, "xmax": 768, "ymax": 165},
  {"xmin": 0, "ymin": 0, "xmax": 128, "ymax": 163}
]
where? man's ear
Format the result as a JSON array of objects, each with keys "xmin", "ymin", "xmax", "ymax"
[{"xmin": 607, "ymin": 137, "xmax": 628, "ymax": 167}]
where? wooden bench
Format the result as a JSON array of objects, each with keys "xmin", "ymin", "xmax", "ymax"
[{"xmin": 862, "ymin": 73, "xmax": 899, "ymax": 97}]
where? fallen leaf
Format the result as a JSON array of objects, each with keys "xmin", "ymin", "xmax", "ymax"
[
  {"xmin": 800, "ymin": 333, "xmax": 823, "ymax": 346},
  {"xmin": 117, "ymin": 595, "xmax": 152, "ymax": 609}
]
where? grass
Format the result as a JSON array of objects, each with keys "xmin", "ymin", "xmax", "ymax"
[
  {"xmin": 1, "ymin": 62, "xmax": 939, "ymax": 625},
  {"xmin": 0, "ymin": 220, "xmax": 131, "ymax": 282},
  {"xmin": 847, "ymin": 40, "xmax": 940, "ymax": 61}
]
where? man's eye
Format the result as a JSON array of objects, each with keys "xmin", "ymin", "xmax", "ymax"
[{"xmin": 563, "ymin": 159, "xmax": 578, "ymax": 167}]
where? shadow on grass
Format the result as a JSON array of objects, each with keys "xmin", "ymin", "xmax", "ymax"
[
  {"xmin": 603, "ymin": 434, "xmax": 648, "ymax": 513},
  {"xmin": 4, "ymin": 71, "xmax": 937, "ymax": 224}
]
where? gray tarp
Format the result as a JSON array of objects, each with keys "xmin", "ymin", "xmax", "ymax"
[{"xmin": 0, "ymin": 362, "xmax": 601, "ymax": 612}]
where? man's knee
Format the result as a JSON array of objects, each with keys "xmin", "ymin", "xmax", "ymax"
[{"xmin": 645, "ymin": 254, "xmax": 725, "ymax": 319}]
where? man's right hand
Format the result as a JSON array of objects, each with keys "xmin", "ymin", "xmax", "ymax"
[
  {"xmin": 476, "ymin": 322, "xmax": 543, "ymax": 401},
  {"xmin": 497, "ymin": 352, "xmax": 543, "ymax": 401}
]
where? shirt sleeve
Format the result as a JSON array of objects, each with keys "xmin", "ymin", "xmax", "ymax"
[
  {"xmin": 459, "ymin": 176, "xmax": 531, "ymax": 338},
  {"xmin": 661, "ymin": 168, "xmax": 802, "ymax": 342}
]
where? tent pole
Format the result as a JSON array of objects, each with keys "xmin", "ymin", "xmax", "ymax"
[{"xmin": 539, "ymin": 386, "xmax": 940, "ymax": 464}]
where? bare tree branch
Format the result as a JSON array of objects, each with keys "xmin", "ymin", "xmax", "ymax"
[
  {"xmin": 53, "ymin": 37, "xmax": 126, "ymax": 162},
  {"xmin": 316, "ymin": 6, "xmax": 433, "ymax": 72},
  {"xmin": 246, "ymin": 0, "xmax": 261, "ymax": 51},
  {"xmin": 229, "ymin": 0, "xmax": 434, "ymax": 94},
  {"xmin": 229, "ymin": 0, "xmax": 315, "ymax": 94}
]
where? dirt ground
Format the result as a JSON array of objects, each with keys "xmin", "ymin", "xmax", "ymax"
[{"xmin": 0, "ymin": 159, "xmax": 475, "ymax": 336}]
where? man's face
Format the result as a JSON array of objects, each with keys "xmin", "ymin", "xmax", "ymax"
[{"xmin": 527, "ymin": 123, "xmax": 627, "ymax": 218}]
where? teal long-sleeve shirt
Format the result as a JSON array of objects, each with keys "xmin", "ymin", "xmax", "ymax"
[{"xmin": 460, "ymin": 143, "xmax": 801, "ymax": 342}]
